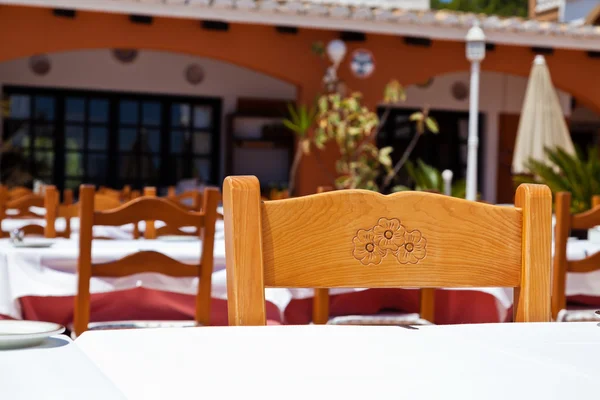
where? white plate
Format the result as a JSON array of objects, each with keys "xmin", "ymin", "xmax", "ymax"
[
  {"xmin": 11, "ymin": 239, "xmax": 55, "ymax": 248},
  {"xmin": 0, "ymin": 320, "xmax": 65, "ymax": 349},
  {"xmin": 157, "ymin": 235, "xmax": 198, "ymax": 242}
]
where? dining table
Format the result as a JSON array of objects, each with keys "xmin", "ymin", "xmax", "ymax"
[
  {"xmin": 0, "ymin": 333, "xmax": 125, "ymax": 399},
  {"xmin": 71, "ymin": 322, "xmax": 599, "ymax": 399}
]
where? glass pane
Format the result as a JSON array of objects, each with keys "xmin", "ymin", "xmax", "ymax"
[
  {"xmin": 65, "ymin": 178, "xmax": 82, "ymax": 190},
  {"xmin": 142, "ymin": 102, "xmax": 161, "ymax": 126},
  {"xmin": 119, "ymin": 100, "xmax": 138, "ymax": 124},
  {"xmin": 34, "ymin": 151, "xmax": 54, "ymax": 176},
  {"xmin": 193, "ymin": 106, "xmax": 211, "ymax": 129},
  {"xmin": 171, "ymin": 156, "xmax": 186, "ymax": 181},
  {"xmin": 65, "ymin": 125, "xmax": 84, "ymax": 150},
  {"xmin": 88, "ymin": 154, "xmax": 108, "ymax": 179},
  {"xmin": 34, "ymin": 96, "xmax": 55, "ymax": 121},
  {"xmin": 170, "ymin": 130, "xmax": 188, "ymax": 154},
  {"xmin": 140, "ymin": 128, "xmax": 160, "ymax": 153},
  {"xmin": 34, "ymin": 125, "xmax": 54, "ymax": 148},
  {"xmin": 65, "ymin": 152, "xmax": 84, "ymax": 176},
  {"xmin": 119, "ymin": 154, "xmax": 138, "ymax": 179},
  {"xmin": 141, "ymin": 155, "xmax": 160, "ymax": 179},
  {"xmin": 88, "ymin": 127, "xmax": 108, "ymax": 151},
  {"xmin": 7, "ymin": 95, "xmax": 30, "ymax": 118},
  {"xmin": 171, "ymin": 104, "xmax": 190, "ymax": 127},
  {"xmin": 193, "ymin": 132, "xmax": 211, "ymax": 155},
  {"xmin": 119, "ymin": 128, "xmax": 137, "ymax": 151},
  {"xmin": 192, "ymin": 158, "xmax": 210, "ymax": 183},
  {"xmin": 4, "ymin": 121, "xmax": 30, "ymax": 148},
  {"xmin": 90, "ymin": 99, "xmax": 109, "ymax": 123},
  {"xmin": 65, "ymin": 97, "xmax": 85, "ymax": 122}
]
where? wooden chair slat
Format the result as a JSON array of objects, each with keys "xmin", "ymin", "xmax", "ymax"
[
  {"xmin": 568, "ymin": 254, "xmax": 600, "ymax": 273},
  {"xmin": 92, "ymin": 251, "xmax": 200, "ymax": 278},
  {"xmin": 94, "ymin": 197, "xmax": 204, "ymax": 228}
]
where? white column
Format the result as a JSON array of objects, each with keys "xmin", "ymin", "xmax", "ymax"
[{"xmin": 466, "ymin": 61, "xmax": 480, "ymax": 201}]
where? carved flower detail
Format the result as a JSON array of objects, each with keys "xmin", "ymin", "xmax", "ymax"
[
  {"xmin": 353, "ymin": 219, "xmax": 427, "ymax": 265},
  {"xmin": 373, "ymin": 218, "xmax": 405, "ymax": 251},
  {"xmin": 396, "ymin": 230, "xmax": 427, "ymax": 264},
  {"xmin": 352, "ymin": 229, "xmax": 385, "ymax": 265}
]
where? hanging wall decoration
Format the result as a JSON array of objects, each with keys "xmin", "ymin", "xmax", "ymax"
[
  {"xmin": 185, "ymin": 64, "xmax": 205, "ymax": 85},
  {"xmin": 29, "ymin": 55, "xmax": 51, "ymax": 76},
  {"xmin": 113, "ymin": 49, "xmax": 139, "ymax": 64},
  {"xmin": 350, "ymin": 49, "xmax": 375, "ymax": 79}
]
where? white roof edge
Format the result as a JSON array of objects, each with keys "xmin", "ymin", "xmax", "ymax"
[{"xmin": 3, "ymin": 0, "xmax": 600, "ymax": 51}]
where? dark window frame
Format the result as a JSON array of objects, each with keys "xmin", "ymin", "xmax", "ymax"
[{"xmin": 2, "ymin": 85, "xmax": 222, "ymax": 192}]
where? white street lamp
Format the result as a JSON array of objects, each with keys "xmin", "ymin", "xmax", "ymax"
[
  {"xmin": 465, "ymin": 22, "xmax": 486, "ymax": 201},
  {"xmin": 324, "ymin": 39, "xmax": 347, "ymax": 93},
  {"xmin": 442, "ymin": 169, "xmax": 453, "ymax": 197},
  {"xmin": 326, "ymin": 39, "xmax": 347, "ymax": 67}
]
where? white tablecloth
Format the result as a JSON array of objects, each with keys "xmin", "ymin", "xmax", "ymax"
[
  {"xmin": 75, "ymin": 323, "xmax": 600, "ymax": 399},
  {"xmin": 0, "ymin": 236, "xmax": 294, "ymax": 320},
  {"xmin": 0, "ymin": 335, "xmax": 125, "ymax": 399}
]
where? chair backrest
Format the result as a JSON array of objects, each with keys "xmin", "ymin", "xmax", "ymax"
[
  {"xmin": 552, "ymin": 192, "xmax": 600, "ymax": 319},
  {"xmin": 73, "ymin": 184, "xmax": 220, "ymax": 336},
  {"xmin": 224, "ymin": 176, "xmax": 552, "ymax": 325},
  {"xmin": 311, "ymin": 185, "xmax": 437, "ymax": 325},
  {"xmin": 8, "ymin": 186, "xmax": 33, "ymax": 200},
  {"xmin": 166, "ymin": 189, "xmax": 203, "ymax": 212},
  {"xmin": 44, "ymin": 186, "xmax": 123, "ymax": 239}
]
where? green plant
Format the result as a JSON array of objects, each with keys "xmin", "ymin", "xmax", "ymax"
[
  {"xmin": 514, "ymin": 146, "xmax": 600, "ymax": 213},
  {"xmin": 313, "ymin": 82, "xmax": 438, "ymax": 191},
  {"xmin": 282, "ymin": 103, "xmax": 317, "ymax": 195},
  {"xmin": 392, "ymin": 159, "xmax": 466, "ymax": 198}
]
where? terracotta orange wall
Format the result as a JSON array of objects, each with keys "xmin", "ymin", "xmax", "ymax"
[{"xmin": 1, "ymin": 5, "xmax": 600, "ymax": 194}]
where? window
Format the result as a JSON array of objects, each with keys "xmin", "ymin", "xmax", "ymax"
[{"xmin": 2, "ymin": 87, "xmax": 221, "ymax": 191}]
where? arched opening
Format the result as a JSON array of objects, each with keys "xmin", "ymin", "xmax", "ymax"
[{"xmin": 0, "ymin": 49, "xmax": 298, "ymax": 191}]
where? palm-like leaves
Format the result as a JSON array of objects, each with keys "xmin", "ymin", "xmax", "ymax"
[
  {"xmin": 514, "ymin": 146, "xmax": 600, "ymax": 213},
  {"xmin": 392, "ymin": 159, "xmax": 466, "ymax": 198}
]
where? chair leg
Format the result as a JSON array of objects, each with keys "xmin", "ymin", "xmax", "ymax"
[{"xmin": 419, "ymin": 288, "xmax": 435, "ymax": 323}]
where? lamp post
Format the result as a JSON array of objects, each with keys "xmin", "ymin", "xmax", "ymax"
[
  {"xmin": 465, "ymin": 22, "xmax": 486, "ymax": 201},
  {"xmin": 324, "ymin": 39, "xmax": 347, "ymax": 93}
]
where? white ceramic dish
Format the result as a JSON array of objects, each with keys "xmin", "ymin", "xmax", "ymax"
[
  {"xmin": 0, "ymin": 320, "xmax": 65, "ymax": 349},
  {"xmin": 11, "ymin": 239, "xmax": 55, "ymax": 248},
  {"xmin": 157, "ymin": 235, "xmax": 198, "ymax": 242}
]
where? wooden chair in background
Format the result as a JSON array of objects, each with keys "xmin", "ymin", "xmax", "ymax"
[
  {"xmin": 224, "ymin": 176, "xmax": 552, "ymax": 326},
  {"xmin": 167, "ymin": 186, "xmax": 203, "ymax": 212},
  {"xmin": 553, "ymin": 192, "xmax": 600, "ymax": 321},
  {"xmin": 7, "ymin": 186, "xmax": 33, "ymax": 200},
  {"xmin": 73, "ymin": 184, "xmax": 220, "ymax": 336},
  {"xmin": 145, "ymin": 186, "xmax": 211, "ymax": 238},
  {"xmin": 0, "ymin": 190, "xmax": 45, "ymax": 237},
  {"xmin": 44, "ymin": 187, "xmax": 123, "ymax": 239},
  {"xmin": 311, "ymin": 185, "xmax": 436, "ymax": 325}
]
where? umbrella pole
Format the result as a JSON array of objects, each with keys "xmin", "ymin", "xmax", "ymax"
[{"xmin": 466, "ymin": 60, "xmax": 481, "ymax": 201}]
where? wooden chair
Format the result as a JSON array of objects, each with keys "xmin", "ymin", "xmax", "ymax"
[
  {"xmin": 166, "ymin": 187, "xmax": 203, "ymax": 212},
  {"xmin": 147, "ymin": 187, "xmax": 213, "ymax": 238},
  {"xmin": 311, "ymin": 185, "xmax": 436, "ymax": 325},
  {"xmin": 553, "ymin": 192, "xmax": 600, "ymax": 321},
  {"xmin": 44, "ymin": 187, "xmax": 123, "ymax": 239},
  {"xmin": 98, "ymin": 186, "xmax": 131, "ymax": 202},
  {"xmin": 0, "ymin": 191, "xmax": 46, "ymax": 237},
  {"xmin": 73, "ymin": 184, "xmax": 220, "ymax": 336},
  {"xmin": 7, "ymin": 186, "xmax": 33, "ymax": 200},
  {"xmin": 224, "ymin": 176, "xmax": 552, "ymax": 325}
]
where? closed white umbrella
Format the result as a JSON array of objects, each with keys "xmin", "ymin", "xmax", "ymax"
[{"xmin": 512, "ymin": 55, "xmax": 575, "ymax": 174}]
